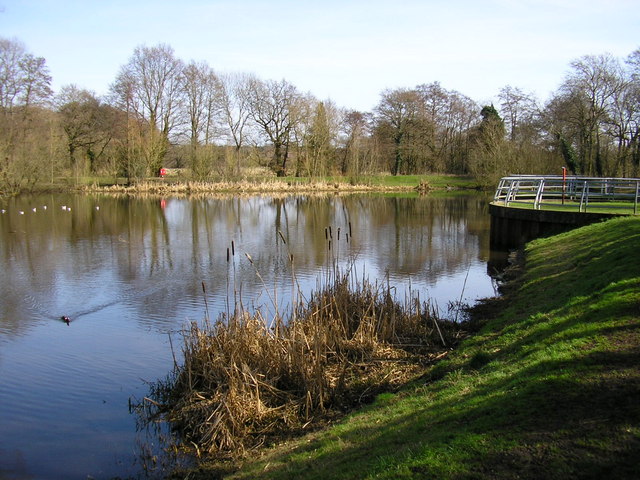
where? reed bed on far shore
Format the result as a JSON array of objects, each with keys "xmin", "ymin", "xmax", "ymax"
[
  {"xmin": 137, "ymin": 270, "xmax": 467, "ymax": 459},
  {"xmin": 82, "ymin": 179, "xmax": 414, "ymax": 195}
]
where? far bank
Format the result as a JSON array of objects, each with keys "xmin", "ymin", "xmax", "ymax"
[{"xmin": 2, "ymin": 174, "xmax": 482, "ymax": 197}]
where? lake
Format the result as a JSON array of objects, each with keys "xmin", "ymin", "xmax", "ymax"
[{"xmin": 0, "ymin": 192, "xmax": 499, "ymax": 479}]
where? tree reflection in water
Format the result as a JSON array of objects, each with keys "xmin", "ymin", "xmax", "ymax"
[{"xmin": 0, "ymin": 192, "xmax": 494, "ymax": 479}]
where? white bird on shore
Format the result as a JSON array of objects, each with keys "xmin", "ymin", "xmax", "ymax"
[
  {"xmin": 32, "ymin": 207, "xmax": 37, "ymax": 212},
  {"xmin": 19, "ymin": 211, "xmax": 24, "ymax": 215},
  {"xmin": 62, "ymin": 205, "xmax": 67, "ymax": 210}
]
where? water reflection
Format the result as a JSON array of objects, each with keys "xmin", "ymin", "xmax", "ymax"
[{"xmin": 0, "ymin": 192, "xmax": 494, "ymax": 479}]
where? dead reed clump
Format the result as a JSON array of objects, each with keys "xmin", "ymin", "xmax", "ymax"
[
  {"xmin": 139, "ymin": 272, "xmax": 461, "ymax": 458},
  {"xmin": 82, "ymin": 179, "xmax": 411, "ymax": 195}
]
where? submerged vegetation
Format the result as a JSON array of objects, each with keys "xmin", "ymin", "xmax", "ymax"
[{"xmin": 159, "ymin": 216, "xmax": 640, "ymax": 479}]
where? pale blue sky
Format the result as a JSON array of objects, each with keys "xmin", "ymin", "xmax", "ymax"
[{"xmin": 1, "ymin": 0, "xmax": 638, "ymax": 111}]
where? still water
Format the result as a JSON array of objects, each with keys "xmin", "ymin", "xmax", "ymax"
[{"xmin": 0, "ymin": 193, "xmax": 498, "ymax": 479}]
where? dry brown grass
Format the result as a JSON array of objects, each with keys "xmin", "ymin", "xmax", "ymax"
[
  {"xmin": 81, "ymin": 179, "xmax": 410, "ymax": 195},
  {"xmin": 138, "ymin": 270, "xmax": 465, "ymax": 459}
]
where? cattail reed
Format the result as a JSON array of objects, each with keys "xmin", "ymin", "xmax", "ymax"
[
  {"xmin": 82, "ymin": 179, "xmax": 411, "ymax": 196},
  {"xmin": 201, "ymin": 281, "xmax": 210, "ymax": 323},
  {"xmin": 137, "ymin": 268, "xmax": 463, "ymax": 459}
]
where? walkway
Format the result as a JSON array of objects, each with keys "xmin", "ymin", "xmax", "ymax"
[{"xmin": 493, "ymin": 175, "xmax": 640, "ymax": 215}]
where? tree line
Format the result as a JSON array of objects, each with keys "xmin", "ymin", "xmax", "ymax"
[{"xmin": 1, "ymin": 37, "xmax": 639, "ymax": 193}]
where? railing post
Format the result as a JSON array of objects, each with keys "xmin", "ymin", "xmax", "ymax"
[
  {"xmin": 505, "ymin": 180, "xmax": 515, "ymax": 206},
  {"xmin": 494, "ymin": 175, "xmax": 640, "ymax": 214},
  {"xmin": 534, "ymin": 178, "xmax": 544, "ymax": 210},
  {"xmin": 494, "ymin": 178, "xmax": 505, "ymax": 202},
  {"xmin": 513, "ymin": 180, "xmax": 522, "ymax": 204},
  {"xmin": 579, "ymin": 181, "xmax": 588, "ymax": 212}
]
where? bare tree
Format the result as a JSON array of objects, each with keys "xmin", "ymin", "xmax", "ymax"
[
  {"xmin": 560, "ymin": 54, "xmax": 626, "ymax": 175},
  {"xmin": 624, "ymin": 49, "xmax": 640, "ymax": 174},
  {"xmin": 56, "ymin": 85, "xmax": 116, "ymax": 175},
  {"xmin": 415, "ymin": 84, "xmax": 480, "ymax": 174},
  {"xmin": 19, "ymin": 54, "xmax": 52, "ymax": 109},
  {"xmin": 497, "ymin": 85, "xmax": 539, "ymax": 143},
  {"xmin": 374, "ymin": 88, "xmax": 430, "ymax": 175},
  {"xmin": 181, "ymin": 60, "xmax": 222, "ymax": 179},
  {"xmin": 112, "ymin": 44, "xmax": 184, "ymax": 177},
  {"xmin": 0, "ymin": 37, "xmax": 54, "ymax": 193},
  {"xmin": 217, "ymin": 72, "xmax": 255, "ymax": 175},
  {"xmin": 339, "ymin": 109, "xmax": 369, "ymax": 175},
  {"xmin": 0, "ymin": 38, "xmax": 26, "ymax": 113},
  {"xmin": 247, "ymin": 78, "xmax": 303, "ymax": 176},
  {"xmin": 300, "ymin": 99, "xmax": 340, "ymax": 176},
  {"xmin": 417, "ymin": 82, "xmax": 477, "ymax": 172},
  {"xmin": 0, "ymin": 38, "xmax": 51, "ymax": 112}
]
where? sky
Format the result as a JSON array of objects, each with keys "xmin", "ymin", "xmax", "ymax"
[{"xmin": 1, "ymin": 0, "xmax": 638, "ymax": 112}]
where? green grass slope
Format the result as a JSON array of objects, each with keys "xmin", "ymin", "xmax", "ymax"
[{"xmin": 225, "ymin": 217, "xmax": 640, "ymax": 479}]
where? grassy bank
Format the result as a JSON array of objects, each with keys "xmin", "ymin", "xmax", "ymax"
[
  {"xmin": 182, "ymin": 216, "xmax": 639, "ymax": 479},
  {"xmin": 280, "ymin": 174, "xmax": 479, "ymax": 190}
]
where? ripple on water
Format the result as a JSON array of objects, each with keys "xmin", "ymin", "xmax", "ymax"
[{"xmin": 0, "ymin": 193, "xmax": 495, "ymax": 478}]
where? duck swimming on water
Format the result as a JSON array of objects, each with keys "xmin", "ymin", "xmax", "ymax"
[{"xmin": 61, "ymin": 316, "xmax": 71, "ymax": 325}]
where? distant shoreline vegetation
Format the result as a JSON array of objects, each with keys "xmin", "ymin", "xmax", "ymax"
[
  {"xmin": 1, "ymin": 36, "xmax": 639, "ymax": 197},
  {"xmin": 74, "ymin": 173, "xmax": 480, "ymax": 195}
]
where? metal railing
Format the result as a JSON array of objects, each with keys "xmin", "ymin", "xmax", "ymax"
[{"xmin": 493, "ymin": 176, "xmax": 640, "ymax": 214}]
